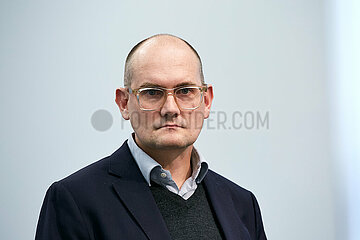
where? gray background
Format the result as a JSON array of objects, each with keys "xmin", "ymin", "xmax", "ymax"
[{"xmin": 1, "ymin": 0, "xmax": 359, "ymax": 239}]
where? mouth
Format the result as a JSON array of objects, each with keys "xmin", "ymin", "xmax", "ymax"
[{"xmin": 159, "ymin": 124, "xmax": 183, "ymax": 129}]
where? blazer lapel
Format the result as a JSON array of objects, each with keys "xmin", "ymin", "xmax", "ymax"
[
  {"xmin": 203, "ymin": 171, "xmax": 251, "ymax": 240},
  {"xmin": 108, "ymin": 141, "xmax": 171, "ymax": 240}
]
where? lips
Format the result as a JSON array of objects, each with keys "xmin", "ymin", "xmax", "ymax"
[
  {"xmin": 161, "ymin": 124, "xmax": 181, "ymax": 128},
  {"xmin": 158, "ymin": 123, "xmax": 183, "ymax": 129}
]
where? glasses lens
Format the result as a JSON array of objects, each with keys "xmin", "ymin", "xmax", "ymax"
[
  {"xmin": 138, "ymin": 88, "xmax": 165, "ymax": 110},
  {"xmin": 175, "ymin": 87, "xmax": 202, "ymax": 109}
]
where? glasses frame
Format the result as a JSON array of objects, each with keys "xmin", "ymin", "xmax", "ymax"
[{"xmin": 128, "ymin": 84, "xmax": 208, "ymax": 111}]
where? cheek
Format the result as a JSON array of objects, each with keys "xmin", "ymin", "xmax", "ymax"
[
  {"xmin": 129, "ymin": 111, "xmax": 157, "ymax": 131},
  {"xmin": 129, "ymin": 111, "xmax": 140, "ymax": 131},
  {"xmin": 186, "ymin": 110, "xmax": 205, "ymax": 130},
  {"xmin": 128, "ymin": 98, "xmax": 146, "ymax": 130}
]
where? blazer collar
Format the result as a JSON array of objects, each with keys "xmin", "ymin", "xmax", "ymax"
[
  {"xmin": 108, "ymin": 141, "xmax": 171, "ymax": 240},
  {"xmin": 108, "ymin": 140, "xmax": 144, "ymax": 180},
  {"xmin": 202, "ymin": 170, "xmax": 252, "ymax": 240}
]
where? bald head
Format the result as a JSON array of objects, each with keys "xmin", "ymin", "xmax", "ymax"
[{"xmin": 124, "ymin": 34, "xmax": 204, "ymax": 88}]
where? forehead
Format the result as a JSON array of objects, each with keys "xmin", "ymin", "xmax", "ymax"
[{"xmin": 130, "ymin": 39, "xmax": 202, "ymax": 88}]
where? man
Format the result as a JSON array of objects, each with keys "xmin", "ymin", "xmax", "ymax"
[{"xmin": 35, "ymin": 34, "xmax": 267, "ymax": 240}]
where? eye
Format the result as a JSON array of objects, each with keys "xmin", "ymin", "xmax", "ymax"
[
  {"xmin": 143, "ymin": 89, "xmax": 162, "ymax": 96},
  {"xmin": 178, "ymin": 87, "xmax": 193, "ymax": 95},
  {"xmin": 148, "ymin": 89, "xmax": 156, "ymax": 95}
]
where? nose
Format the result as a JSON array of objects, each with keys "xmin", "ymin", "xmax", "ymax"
[{"xmin": 160, "ymin": 92, "xmax": 181, "ymax": 117}]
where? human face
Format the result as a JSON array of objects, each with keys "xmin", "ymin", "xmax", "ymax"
[{"xmin": 116, "ymin": 40, "xmax": 213, "ymax": 151}]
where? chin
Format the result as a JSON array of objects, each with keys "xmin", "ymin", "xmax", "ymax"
[{"xmin": 153, "ymin": 134, "xmax": 192, "ymax": 149}]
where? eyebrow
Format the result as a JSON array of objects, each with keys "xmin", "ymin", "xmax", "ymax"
[{"xmin": 138, "ymin": 81, "xmax": 197, "ymax": 89}]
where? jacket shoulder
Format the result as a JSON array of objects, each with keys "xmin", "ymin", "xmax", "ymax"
[
  {"xmin": 207, "ymin": 169, "xmax": 251, "ymax": 193},
  {"xmin": 206, "ymin": 169, "xmax": 256, "ymax": 203},
  {"xmin": 60, "ymin": 156, "xmax": 110, "ymax": 185},
  {"xmin": 57, "ymin": 141, "xmax": 131, "ymax": 185}
]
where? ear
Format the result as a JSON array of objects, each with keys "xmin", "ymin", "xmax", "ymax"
[
  {"xmin": 203, "ymin": 84, "xmax": 214, "ymax": 119},
  {"xmin": 115, "ymin": 88, "xmax": 130, "ymax": 120}
]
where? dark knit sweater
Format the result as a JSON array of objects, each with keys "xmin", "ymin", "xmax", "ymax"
[{"xmin": 150, "ymin": 181, "xmax": 224, "ymax": 240}]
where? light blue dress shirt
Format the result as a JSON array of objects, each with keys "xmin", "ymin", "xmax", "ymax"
[{"xmin": 127, "ymin": 133, "xmax": 208, "ymax": 200}]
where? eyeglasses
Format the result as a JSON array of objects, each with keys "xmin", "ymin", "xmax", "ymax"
[{"xmin": 128, "ymin": 85, "xmax": 208, "ymax": 111}]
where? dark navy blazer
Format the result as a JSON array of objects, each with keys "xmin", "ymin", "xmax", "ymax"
[{"xmin": 35, "ymin": 141, "xmax": 267, "ymax": 240}]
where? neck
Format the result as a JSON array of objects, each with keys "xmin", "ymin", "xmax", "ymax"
[{"xmin": 134, "ymin": 135, "xmax": 193, "ymax": 189}]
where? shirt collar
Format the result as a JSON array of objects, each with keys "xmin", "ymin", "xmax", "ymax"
[{"xmin": 127, "ymin": 132, "xmax": 208, "ymax": 186}]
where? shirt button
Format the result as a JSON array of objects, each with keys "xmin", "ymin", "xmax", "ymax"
[{"xmin": 160, "ymin": 172, "xmax": 167, "ymax": 178}]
